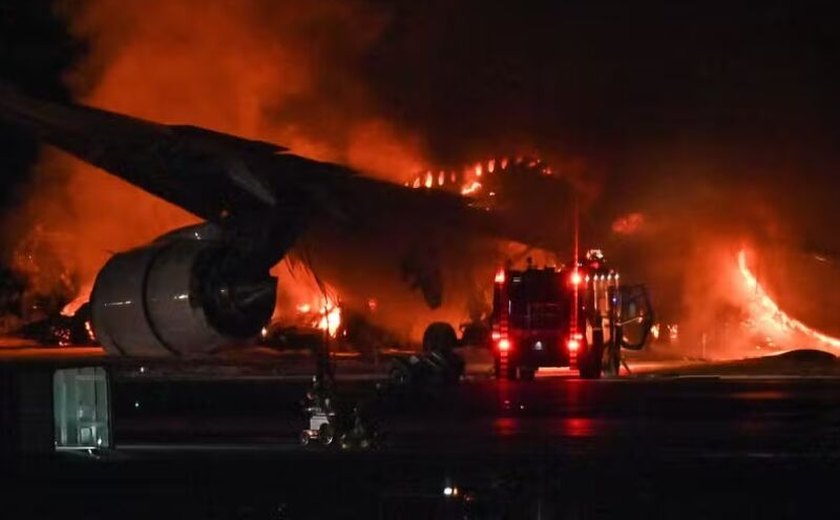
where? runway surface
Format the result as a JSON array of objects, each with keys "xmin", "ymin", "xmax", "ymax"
[{"xmin": 6, "ymin": 366, "xmax": 840, "ymax": 519}]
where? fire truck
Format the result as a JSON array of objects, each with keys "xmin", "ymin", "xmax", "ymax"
[{"xmin": 491, "ymin": 250, "xmax": 653, "ymax": 380}]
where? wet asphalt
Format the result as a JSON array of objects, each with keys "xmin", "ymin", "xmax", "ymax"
[{"xmin": 8, "ymin": 372, "xmax": 840, "ymax": 518}]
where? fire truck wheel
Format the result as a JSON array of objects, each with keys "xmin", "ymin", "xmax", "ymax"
[
  {"xmin": 423, "ymin": 322, "xmax": 458, "ymax": 353},
  {"xmin": 579, "ymin": 343, "xmax": 603, "ymax": 379},
  {"xmin": 578, "ymin": 360, "xmax": 595, "ymax": 379}
]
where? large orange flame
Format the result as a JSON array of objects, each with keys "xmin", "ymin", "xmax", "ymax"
[{"xmin": 737, "ymin": 249, "xmax": 840, "ymax": 350}]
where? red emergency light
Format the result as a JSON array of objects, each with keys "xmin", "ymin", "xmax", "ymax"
[{"xmin": 498, "ymin": 338, "xmax": 511, "ymax": 352}]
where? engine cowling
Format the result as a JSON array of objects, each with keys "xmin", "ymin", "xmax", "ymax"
[{"xmin": 90, "ymin": 237, "xmax": 276, "ymax": 356}]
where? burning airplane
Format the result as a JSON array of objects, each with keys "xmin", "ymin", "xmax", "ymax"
[{"xmin": 0, "ymin": 86, "xmax": 579, "ymax": 356}]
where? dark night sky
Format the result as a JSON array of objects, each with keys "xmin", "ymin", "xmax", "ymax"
[
  {"xmin": 373, "ymin": 1, "xmax": 839, "ymax": 153},
  {"xmin": 1, "ymin": 0, "xmax": 839, "ymax": 240}
]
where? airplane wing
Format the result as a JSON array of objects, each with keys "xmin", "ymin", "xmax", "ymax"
[
  {"xmin": 0, "ymin": 86, "xmax": 517, "ymax": 262},
  {"xmin": 0, "ymin": 86, "xmax": 572, "ymax": 355}
]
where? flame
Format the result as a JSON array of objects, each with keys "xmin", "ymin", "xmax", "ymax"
[
  {"xmin": 409, "ymin": 154, "xmax": 560, "ymax": 199},
  {"xmin": 60, "ymin": 283, "xmax": 93, "ymax": 317},
  {"xmin": 292, "ymin": 300, "xmax": 342, "ymax": 337},
  {"xmin": 284, "ymin": 272, "xmax": 342, "ymax": 337},
  {"xmin": 85, "ymin": 320, "xmax": 96, "ymax": 342},
  {"xmin": 317, "ymin": 301, "xmax": 342, "ymax": 337},
  {"xmin": 456, "ymin": 155, "xmax": 545, "ymax": 196},
  {"xmin": 293, "ymin": 294, "xmax": 341, "ymax": 337},
  {"xmin": 737, "ymin": 249, "xmax": 840, "ymax": 350},
  {"xmin": 461, "ymin": 181, "xmax": 482, "ymax": 195}
]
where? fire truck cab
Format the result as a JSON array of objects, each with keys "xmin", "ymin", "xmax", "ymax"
[{"xmin": 490, "ymin": 250, "xmax": 652, "ymax": 380}]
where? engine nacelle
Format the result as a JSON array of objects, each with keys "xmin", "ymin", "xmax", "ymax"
[{"xmin": 90, "ymin": 237, "xmax": 276, "ymax": 356}]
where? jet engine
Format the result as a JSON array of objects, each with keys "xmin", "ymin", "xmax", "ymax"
[{"xmin": 90, "ymin": 227, "xmax": 276, "ymax": 356}]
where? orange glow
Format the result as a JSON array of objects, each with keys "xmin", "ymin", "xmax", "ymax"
[
  {"xmin": 650, "ymin": 323, "xmax": 660, "ymax": 340},
  {"xmin": 84, "ymin": 320, "xmax": 95, "ymax": 341},
  {"xmin": 461, "ymin": 181, "xmax": 482, "ymax": 195},
  {"xmin": 317, "ymin": 302, "xmax": 342, "ymax": 337},
  {"xmin": 498, "ymin": 338, "xmax": 511, "ymax": 352},
  {"xmin": 612, "ymin": 212, "xmax": 645, "ymax": 235},
  {"xmin": 60, "ymin": 282, "xmax": 92, "ymax": 316},
  {"xmin": 270, "ymin": 258, "xmax": 344, "ymax": 337},
  {"xmin": 737, "ymin": 249, "xmax": 840, "ymax": 350},
  {"xmin": 410, "ymin": 154, "xmax": 559, "ymax": 200},
  {"xmin": 494, "ymin": 269, "xmax": 506, "ymax": 284},
  {"xmin": 17, "ymin": 0, "xmax": 429, "ymax": 329},
  {"xmin": 293, "ymin": 296, "xmax": 342, "ymax": 337}
]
